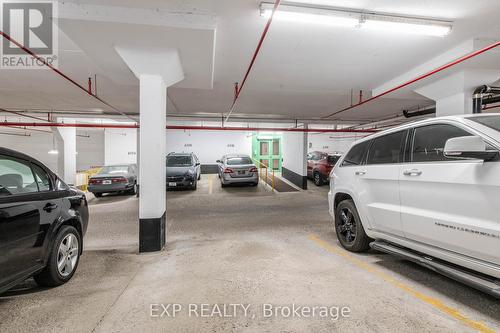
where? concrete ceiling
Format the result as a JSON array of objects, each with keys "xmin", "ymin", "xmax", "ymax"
[{"xmin": 0, "ymin": 0, "xmax": 500, "ymax": 123}]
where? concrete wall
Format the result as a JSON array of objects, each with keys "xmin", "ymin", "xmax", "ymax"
[
  {"xmin": 0, "ymin": 130, "xmax": 105, "ymax": 173},
  {"xmin": 104, "ymin": 128, "xmax": 137, "ymax": 165},
  {"xmin": 307, "ymin": 133, "xmax": 367, "ymax": 155},
  {"xmin": 166, "ymin": 129, "xmax": 252, "ymax": 164},
  {"xmin": 77, "ymin": 130, "xmax": 105, "ymax": 170}
]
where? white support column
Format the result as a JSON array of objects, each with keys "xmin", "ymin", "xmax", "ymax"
[
  {"xmin": 282, "ymin": 125, "xmax": 308, "ymax": 190},
  {"xmin": 53, "ymin": 120, "xmax": 77, "ymax": 185},
  {"xmin": 415, "ymin": 69, "xmax": 500, "ymax": 117},
  {"xmin": 115, "ymin": 46, "xmax": 184, "ymax": 253},
  {"xmin": 138, "ymin": 75, "xmax": 167, "ymax": 252}
]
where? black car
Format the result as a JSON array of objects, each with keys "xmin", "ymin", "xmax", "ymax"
[
  {"xmin": 166, "ymin": 153, "xmax": 201, "ymax": 190},
  {"xmin": 0, "ymin": 147, "xmax": 89, "ymax": 294}
]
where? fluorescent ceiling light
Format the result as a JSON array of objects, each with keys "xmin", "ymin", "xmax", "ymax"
[
  {"xmin": 260, "ymin": 2, "xmax": 452, "ymax": 37},
  {"xmin": 261, "ymin": 7, "xmax": 358, "ymax": 27},
  {"xmin": 48, "ymin": 149, "xmax": 59, "ymax": 155},
  {"xmin": 362, "ymin": 19, "xmax": 451, "ymax": 37}
]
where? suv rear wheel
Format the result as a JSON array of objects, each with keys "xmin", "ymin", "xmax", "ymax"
[
  {"xmin": 34, "ymin": 225, "xmax": 81, "ymax": 287},
  {"xmin": 335, "ymin": 199, "xmax": 371, "ymax": 252}
]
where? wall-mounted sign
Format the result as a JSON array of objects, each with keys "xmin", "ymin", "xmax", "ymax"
[{"xmin": 184, "ymin": 144, "xmax": 192, "ymax": 147}]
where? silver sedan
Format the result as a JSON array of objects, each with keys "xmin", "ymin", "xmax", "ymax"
[{"xmin": 217, "ymin": 154, "xmax": 259, "ymax": 187}]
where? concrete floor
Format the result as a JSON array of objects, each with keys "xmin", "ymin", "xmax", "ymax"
[{"xmin": 0, "ymin": 175, "xmax": 499, "ymax": 332}]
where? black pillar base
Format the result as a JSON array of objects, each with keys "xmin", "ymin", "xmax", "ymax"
[
  {"xmin": 139, "ymin": 212, "xmax": 166, "ymax": 252},
  {"xmin": 282, "ymin": 167, "xmax": 307, "ymax": 190}
]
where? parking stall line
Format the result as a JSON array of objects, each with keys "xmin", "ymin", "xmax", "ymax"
[
  {"xmin": 209, "ymin": 175, "xmax": 213, "ymax": 195},
  {"xmin": 308, "ymin": 234, "xmax": 495, "ymax": 333}
]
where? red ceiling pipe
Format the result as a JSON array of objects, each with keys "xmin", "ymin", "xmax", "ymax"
[
  {"xmin": 0, "ymin": 31, "xmax": 136, "ymax": 122},
  {"xmin": 0, "ymin": 121, "xmax": 377, "ymax": 133},
  {"xmin": 225, "ymin": 0, "xmax": 281, "ymax": 122},
  {"xmin": 323, "ymin": 41, "xmax": 500, "ymax": 119}
]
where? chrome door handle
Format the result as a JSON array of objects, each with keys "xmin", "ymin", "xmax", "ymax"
[
  {"xmin": 403, "ymin": 169, "xmax": 422, "ymax": 176},
  {"xmin": 355, "ymin": 170, "xmax": 367, "ymax": 176}
]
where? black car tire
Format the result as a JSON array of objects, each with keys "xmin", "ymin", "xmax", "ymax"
[
  {"xmin": 93, "ymin": 193, "xmax": 102, "ymax": 198},
  {"xmin": 335, "ymin": 199, "xmax": 372, "ymax": 252},
  {"xmin": 252, "ymin": 182, "xmax": 258, "ymax": 186},
  {"xmin": 198, "ymin": 173, "xmax": 201, "ymax": 180},
  {"xmin": 34, "ymin": 225, "xmax": 81, "ymax": 287},
  {"xmin": 313, "ymin": 171, "xmax": 323, "ymax": 186},
  {"xmin": 221, "ymin": 182, "xmax": 227, "ymax": 188},
  {"xmin": 192, "ymin": 181, "xmax": 197, "ymax": 190},
  {"xmin": 128, "ymin": 183, "xmax": 137, "ymax": 195}
]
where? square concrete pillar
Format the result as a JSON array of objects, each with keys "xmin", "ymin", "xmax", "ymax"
[
  {"xmin": 138, "ymin": 75, "xmax": 167, "ymax": 252},
  {"xmin": 282, "ymin": 126, "xmax": 308, "ymax": 190},
  {"xmin": 52, "ymin": 120, "xmax": 77, "ymax": 185}
]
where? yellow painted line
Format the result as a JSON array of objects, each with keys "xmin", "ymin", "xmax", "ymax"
[
  {"xmin": 208, "ymin": 175, "xmax": 213, "ymax": 195},
  {"xmin": 308, "ymin": 234, "xmax": 495, "ymax": 333}
]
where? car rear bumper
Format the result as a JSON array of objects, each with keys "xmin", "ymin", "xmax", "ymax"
[
  {"xmin": 88, "ymin": 183, "xmax": 133, "ymax": 193},
  {"xmin": 221, "ymin": 173, "xmax": 259, "ymax": 184}
]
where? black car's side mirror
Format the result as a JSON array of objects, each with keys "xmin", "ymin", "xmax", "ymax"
[
  {"xmin": 216, "ymin": 160, "xmax": 222, "ymax": 163},
  {"xmin": 195, "ymin": 162, "xmax": 201, "ymax": 166}
]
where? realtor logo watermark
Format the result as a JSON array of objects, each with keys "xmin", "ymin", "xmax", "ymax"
[{"xmin": 1, "ymin": 1, "xmax": 58, "ymax": 69}]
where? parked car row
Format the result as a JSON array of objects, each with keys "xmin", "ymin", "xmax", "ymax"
[{"xmin": 328, "ymin": 114, "xmax": 500, "ymax": 298}]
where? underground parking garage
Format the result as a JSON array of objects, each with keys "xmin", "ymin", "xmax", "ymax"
[{"xmin": 0, "ymin": 0, "xmax": 499, "ymax": 332}]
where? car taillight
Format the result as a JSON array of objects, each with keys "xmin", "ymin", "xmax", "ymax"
[
  {"xmin": 112, "ymin": 177, "xmax": 128, "ymax": 183},
  {"xmin": 223, "ymin": 168, "xmax": 234, "ymax": 174},
  {"xmin": 89, "ymin": 178, "xmax": 100, "ymax": 184},
  {"xmin": 249, "ymin": 167, "xmax": 258, "ymax": 173}
]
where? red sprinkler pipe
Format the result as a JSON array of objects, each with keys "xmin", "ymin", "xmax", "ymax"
[
  {"xmin": 225, "ymin": 0, "xmax": 282, "ymax": 122},
  {"xmin": 323, "ymin": 40, "xmax": 500, "ymax": 119},
  {"xmin": 0, "ymin": 121, "xmax": 377, "ymax": 133},
  {"xmin": 0, "ymin": 31, "xmax": 137, "ymax": 122}
]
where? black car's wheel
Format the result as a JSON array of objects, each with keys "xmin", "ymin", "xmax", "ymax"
[
  {"xmin": 198, "ymin": 173, "xmax": 201, "ymax": 180},
  {"xmin": 335, "ymin": 199, "xmax": 371, "ymax": 252},
  {"xmin": 313, "ymin": 172, "xmax": 323, "ymax": 186},
  {"xmin": 251, "ymin": 182, "xmax": 258, "ymax": 186},
  {"xmin": 221, "ymin": 182, "xmax": 227, "ymax": 188},
  {"xmin": 34, "ymin": 225, "xmax": 81, "ymax": 287},
  {"xmin": 128, "ymin": 182, "xmax": 137, "ymax": 195},
  {"xmin": 192, "ymin": 181, "xmax": 197, "ymax": 190},
  {"xmin": 93, "ymin": 193, "xmax": 102, "ymax": 198}
]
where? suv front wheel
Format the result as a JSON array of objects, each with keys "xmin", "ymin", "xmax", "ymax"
[{"xmin": 335, "ymin": 199, "xmax": 371, "ymax": 252}]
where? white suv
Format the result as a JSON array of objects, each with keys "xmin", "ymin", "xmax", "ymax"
[{"xmin": 328, "ymin": 114, "xmax": 500, "ymax": 297}]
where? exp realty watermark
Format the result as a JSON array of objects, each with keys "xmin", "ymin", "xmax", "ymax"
[
  {"xmin": 150, "ymin": 303, "xmax": 351, "ymax": 321},
  {"xmin": 1, "ymin": 0, "xmax": 58, "ymax": 69}
]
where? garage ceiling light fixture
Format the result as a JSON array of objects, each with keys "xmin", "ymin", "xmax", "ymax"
[{"xmin": 260, "ymin": 2, "xmax": 453, "ymax": 37}]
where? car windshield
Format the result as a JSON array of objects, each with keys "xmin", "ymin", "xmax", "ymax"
[
  {"xmin": 167, "ymin": 156, "xmax": 192, "ymax": 167},
  {"xmin": 471, "ymin": 115, "xmax": 500, "ymax": 132},
  {"xmin": 100, "ymin": 166, "xmax": 129, "ymax": 174},
  {"xmin": 227, "ymin": 157, "xmax": 253, "ymax": 165}
]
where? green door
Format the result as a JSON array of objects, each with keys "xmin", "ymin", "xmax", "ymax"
[{"xmin": 252, "ymin": 134, "xmax": 282, "ymax": 172}]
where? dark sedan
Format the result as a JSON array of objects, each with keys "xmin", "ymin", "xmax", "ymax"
[
  {"xmin": 0, "ymin": 147, "xmax": 89, "ymax": 294},
  {"xmin": 88, "ymin": 164, "xmax": 137, "ymax": 197}
]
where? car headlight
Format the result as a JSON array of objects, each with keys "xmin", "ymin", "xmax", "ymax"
[{"xmin": 184, "ymin": 170, "xmax": 195, "ymax": 179}]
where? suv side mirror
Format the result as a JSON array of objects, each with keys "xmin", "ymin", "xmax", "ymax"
[
  {"xmin": 444, "ymin": 136, "xmax": 499, "ymax": 161},
  {"xmin": 195, "ymin": 162, "xmax": 200, "ymax": 166},
  {"xmin": 216, "ymin": 160, "xmax": 222, "ymax": 164}
]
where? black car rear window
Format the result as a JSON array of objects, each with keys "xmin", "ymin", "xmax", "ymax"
[
  {"xmin": 227, "ymin": 157, "xmax": 253, "ymax": 165},
  {"xmin": 167, "ymin": 156, "xmax": 192, "ymax": 167}
]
